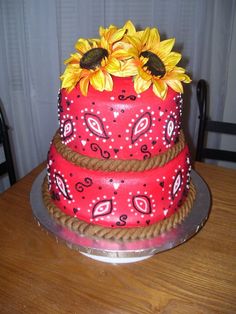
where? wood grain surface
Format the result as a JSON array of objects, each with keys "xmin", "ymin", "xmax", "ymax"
[{"xmin": 0, "ymin": 162, "xmax": 235, "ymax": 314}]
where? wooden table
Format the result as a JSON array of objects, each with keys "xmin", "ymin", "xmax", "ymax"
[{"xmin": 0, "ymin": 162, "xmax": 235, "ymax": 313}]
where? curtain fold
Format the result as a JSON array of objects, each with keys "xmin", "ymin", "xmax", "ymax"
[{"xmin": 0, "ymin": 0, "xmax": 235, "ymax": 190}]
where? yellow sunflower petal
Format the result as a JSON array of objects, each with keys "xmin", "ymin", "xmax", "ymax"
[
  {"xmin": 100, "ymin": 36, "xmax": 109, "ymax": 50},
  {"xmin": 138, "ymin": 66, "xmax": 152, "ymax": 81},
  {"xmin": 168, "ymin": 66, "xmax": 185, "ymax": 73},
  {"xmin": 165, "ymin": 69, "xmax": 191, "ymax": 83},
  {"xmin": 126, "ymin": 47, "xmax": 139, "ymax": 58},
  {"xmin": 163, "ymin": 52, "xmax": 182, "ymax": 68},
  {"xmin": 158, "ymin": 38, "xmax": 175, "ymax": 57},
  {"xmin": 100, "ymin": 25, "xmax": 117, "ymax": 40},
  {"xmin": 105, "ymin": 57, "xmax": 120, "ymax": 73},
  {"xmin": 110, "ymin": 28, "xmax": 126, "ymax": 44},
  {"xmin": 79, "ymin": 75, "xmax": 90, "ymax": 96},
  {"xmin": 64, "ymin": 53, "xmax": 81, "ymax": 65},
  {"xmin": 123, "ymin": 20, "xmax": 136, "ymax": 35},
  {"xmin": 146, "ymin": 28, "xmax": 160, "ymax": 50},
  {"xmin": 134, "ymin": 75, "xmax": 152, "ymax": 93},
  {"xmin": 60, "ymin": 65, "xmax": 83, "ymax": 91},
  {"xmin": 90, "ymin": 69, "xmax": 105, "ymax": 91},
  {"xmin": 99, "ymin": 26, "xmax": 105, "ymax": 37},
  {"xmin": 75, "ymin": 39, "xmax": 92, "ymax": 54},
  {"xmin": 166, "ymin": 79, "xmax": 183, "ymax": 93},
  {"xmin": 104, "ymin": 72, "xmax": 113, "ymax": 91},
  {"xmin": 140, "ymin": 27, "xmax": 151, "ymax": 45},
  {"xmin": 112, "ymin": 59, "xmax": 138, "ymax": 77},
  {"xmin": 153, "ymin": 79, "xmax": 168, "ymax": 99},
  {"xmin": 125, "ymin": 35, "xmax": 142, "ymax": 51},
  {"xmin": 112, "ymin": 42, "xmax": 133, "ymax": 59},
  {"xmin": 182, "ymin": 73, "xmax": 191, "ymax": 83}
]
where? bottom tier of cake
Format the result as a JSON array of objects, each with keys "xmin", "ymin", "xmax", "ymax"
[{"xmin": 43, "ymin": 136, "xmax": 196, "ymax": 240}]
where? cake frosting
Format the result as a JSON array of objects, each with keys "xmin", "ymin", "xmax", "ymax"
[
  {"xmin": 58, "ymin": 76, "xmax": 183, "ymax": 160},
  {"xmin": 42, "ymin": 21, "xmax": 195, "ymax": 240}
]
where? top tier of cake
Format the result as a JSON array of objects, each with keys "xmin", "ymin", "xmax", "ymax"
[
  {"xmin": 58, "ymin": 20, "xmax": 191, "ymax": 162},
  {"xmin": 58, "ymin": 76, "xmax": 183, "ymax": 160}
]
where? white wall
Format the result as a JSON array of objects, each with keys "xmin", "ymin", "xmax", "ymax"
[{"xmin": 219, "ymin": 12, "xmax": 236, "ymax": 169}]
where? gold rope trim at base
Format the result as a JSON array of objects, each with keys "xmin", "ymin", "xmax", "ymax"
[
  {"xmin": 53, "ymin": 130, "xmax": 185, "ymax": 172},
  {"xmin": 42, "ymin": 177, "xmax": 196, "ymax": 241}
]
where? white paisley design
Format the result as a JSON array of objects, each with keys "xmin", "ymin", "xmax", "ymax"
[{"xmin": 92, "ymin": 200, "xmax": 113, "ymax": 218}]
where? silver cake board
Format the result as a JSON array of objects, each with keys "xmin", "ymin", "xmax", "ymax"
[{"xmin": 30, "ymin": 170, "xmax": 211, "ymax": 264}]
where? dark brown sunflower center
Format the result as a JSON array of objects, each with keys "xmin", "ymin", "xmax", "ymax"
[
  {"xmin": 140, "ymin": 51, "xmax": 166, "ymax": 77},
  {"xmin": 80, "ymin": 48, "xmax": 108, "ymax": 70}
]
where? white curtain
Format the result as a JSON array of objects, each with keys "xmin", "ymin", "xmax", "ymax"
[{"xmin": 0, "ymin": 0, "xmax": 235, "ymax": 190}]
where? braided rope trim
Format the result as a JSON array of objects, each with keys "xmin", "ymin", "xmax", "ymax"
[
  {"xmin": 42, "ymin": 177, "xmax": 196, "ymax": 241},
  {"xmin": 53, "ymin": 130, "xmax": 185, "ymax": 172}
]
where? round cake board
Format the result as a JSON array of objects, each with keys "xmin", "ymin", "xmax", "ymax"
[{"xmin": 30, "ymin": 170, "xmax": 211, "ymax": 264}]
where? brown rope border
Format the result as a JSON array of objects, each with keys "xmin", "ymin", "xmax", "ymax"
[
  {"xmin": 42, "ymin": 177, "xmax": 196, "ymax": 241},
  {"xmin": 53, "ymin": 130, "xmax": 185, "ymax": 172}
]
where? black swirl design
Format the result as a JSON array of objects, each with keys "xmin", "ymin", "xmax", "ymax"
[
  {"xmin": 90, "ymin": 143, "xmax": 110, "ymax": 159},
  {"xmin": 141, "ymin": 145, "xmax": 151, "ymax": 160},
  {"xmin": 116, "ymin": 214, "xmax": 128, "ymax": 226},
  {"xmin": 75, "ymin": 177, "xmax": 93, "ymax": 192},
  {"xmin": 118, "ymin": 94, "xmax": 136, "ymax": 101}
]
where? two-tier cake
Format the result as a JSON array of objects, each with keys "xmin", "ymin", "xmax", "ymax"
[{"xmin": 42, "ymin": 21, "xmax": 196, "ymax": 240}]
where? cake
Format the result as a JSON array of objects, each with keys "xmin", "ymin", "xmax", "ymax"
[{"xmin": 42, "ymin": 21, "xmax": 196, "ymax": 240}]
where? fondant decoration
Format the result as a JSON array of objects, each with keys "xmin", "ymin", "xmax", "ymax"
[
  {"xmin": 132, "ymin": 195, "xmax": 152, "ymax": 215},
  {"xmin": 92, "ymin": 200, "xmax": 113, "ymax": 218},
  {"xmin": 62, "ymin": 119, "xmax": 74, "ymax": 139},
  {"xmin": 54, "ymin": 173, "xmax": 71, "ymax": 200},
  {"xmin": 172, "ymin": 170, "xmax": 182, "ymax": 198},
  {"xmin": 84, "ymin": 113, "xmax": 109, "ymax": 139},
  {"xmin": 118, "ymin": 94, "xmax": 136, "ymax": 101},
  {"xmin": 140, "ymin": 145, "xmax": 151, "ymax": 160},
  {"xmin": 90, "ymin": 143, "xmax": 110, "ymax": 159},
  {"xmin": 113, "ymin": 182, "xmax": 120, "ymax": 190},
  {"xmin": 60, "ymin": 21, "xmax": 191, "ymax": 99},
  {"xmin": 75, "ymin": 177, "xmax": 93, "ymax": 192},
  {"xmin": 43, "ymin": 21, "xmax": 195, "ymax": 239},
  {"xmin": 47, "ymin": 143, "xmax": 190, "ymax": 228},
  {"xmin": 58, "ymin": 77, "xmax": 182, "ymax": 160},
  {"xmin": 116, "ymin": 215, "xmax": 128, "ymax": 226},
  {"xmin": 131, "ymin": 112, "xmax": 152, "ymax": 144},
  {"xmin": 165, "ymin": 115, "xmax": 175, "ymax": 144}
]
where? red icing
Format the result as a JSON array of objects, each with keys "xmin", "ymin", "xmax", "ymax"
[
  {"xmin": 58, "ymin": 76, "xmax": 183, "ymax": 160},
  {"xmin": 46, "ymin": 77, "xmax": 192, "ymax": 230},
  {"xmin": 47, "ymin": 143, "xmax": 191, "ymax": 228}
]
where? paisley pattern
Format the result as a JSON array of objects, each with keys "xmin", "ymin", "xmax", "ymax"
[
  {"xmin": 172, "ymin": 170, "xmax": 182, "ymax": 198},
  {"xmin": 132, "ymin": 195, "xmax": 152, "ymax": 214},
  {"xmin": 131, "ymin": 112, "xmax": 152, "ymax": 143},
  {"xmin": 62, "ymin": 119, "xmax": 74, "ymax": 139},
  {"xmin": 55, "ymin": 173, "xmax": 71, "ymax": 200},
  {"xmin": 92, "ymin": 200, "xmax": 113, "ymax": 218},
  {"xmin": 165, "ymin": 115, "xmax": 175, "ymax": 144},
  {"xmin": 84, "ymin": 113, "xmax": 109, "ymax": 139}
]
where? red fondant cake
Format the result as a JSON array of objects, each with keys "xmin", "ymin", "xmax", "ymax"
[{"xmin": 42, "ymin": 21, "xmax": 195, "ymax": 240}]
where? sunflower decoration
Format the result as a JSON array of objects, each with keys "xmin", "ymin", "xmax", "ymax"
[
  {"xmin": 60, "ymin": 25, "xmax": 128, "ymax": 95},
  {"xmin": 121, "ymin": 21, "xmax": 191, "ymax": 99},
  {"xmin": 60, "ymin": 21, "xmax": 191, "ymax": 99}
]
